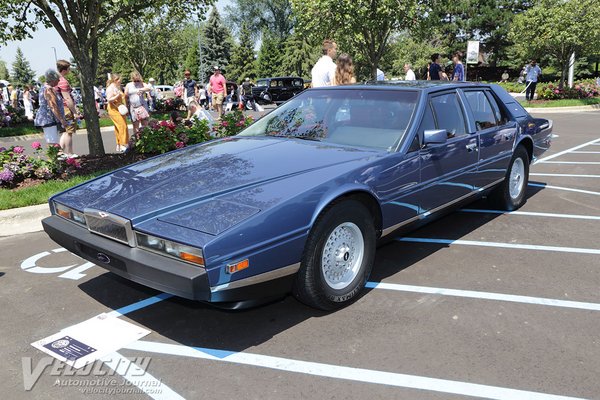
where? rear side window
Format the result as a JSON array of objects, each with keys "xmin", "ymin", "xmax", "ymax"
[
  {"xmin": 485, "ymin": 92, "xmax": 509, "ymax": 126},
  {"xmin": 463, "ymin": 90, "xmax": 497, "ymax": 131},
  {"xmin": 430, "ymin": 93, "xmax": 467, "ymax": 137},
  {"xmin": 256, "ymin": 80, "xmax": 268, "ymax": 87},
  {"xmin": 270, "ymin": 80, "xmax": 279, "ymax": 87},
  {"xmin": 292, "ymin": 79, "xmax": 303, "ymax": 87}
]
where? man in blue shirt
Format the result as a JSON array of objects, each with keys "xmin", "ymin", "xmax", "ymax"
[
  {"xmin": 525, "ymin": 59, "xmax": 542, "ymax": 101},
  {"xmin": 452, "ymin": 52, "xmax": 465, "ymax": 82},
  {"xmin": 429, "ymin": 53, "xmax": 442, "ymax": 80}
]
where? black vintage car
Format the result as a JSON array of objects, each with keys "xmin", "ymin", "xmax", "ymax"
[{"xmin": 252, "ymin": 77, "xmax": 305, "ymax": 105}]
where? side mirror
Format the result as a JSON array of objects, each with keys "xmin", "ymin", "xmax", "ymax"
[{"xmin": 423, "ymin": 129, "xmax": 448, "ymax": 145}]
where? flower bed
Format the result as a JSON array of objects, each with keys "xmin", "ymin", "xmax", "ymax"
[
  {"xmin": 537, "ymin": 80, "xmax": 600, "ymax": 100},
  {"xmin": 1, "ymin": 105, "xmax": 28, "ymax": 127},
  {"xmin": 154, "ymin": 97, "xmax": 185, "ymax": 113},
  {"xmin": 135, "ymin": 110, "xmax": 254, "ymax": 155},
  {"xmin": 0, "ymin": 143, "xmax": 66, "ymax": 188}
]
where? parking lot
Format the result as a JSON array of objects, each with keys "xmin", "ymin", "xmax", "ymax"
[{"xmin": 1, "ymin": 110, "xmax": 600, "ymax": 399}]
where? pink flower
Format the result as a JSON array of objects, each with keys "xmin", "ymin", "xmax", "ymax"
[
  {"xmin": 222, "ymin": 121, "xmax": 229, "ymax": 127},
  {"xmin": 175, "ymin": 141, "xmax": 185, "ymax": 149},
  {"xmin": 554, "ymin": 89, "xmax": 560, "ymax": 94},
  {"xmin": 13, "ymin": 146, "xmax": 24, "ymax": 154},
  {"xmin": 31, "ymin": 141, "xmax": 42, "ymax": 150}
]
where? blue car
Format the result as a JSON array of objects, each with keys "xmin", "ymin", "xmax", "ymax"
[{"xmin": 42, "ymin": 82, "xmax": 553, "ymax": 310}]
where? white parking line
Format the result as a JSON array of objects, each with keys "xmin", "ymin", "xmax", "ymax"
[
  {"xmin": 535, "ymin": 138, "xmax": 600, "ymax": 163},
  {"xmin": 124, "ymin": 341, "xmax": 585, "ymax": 400},
  {"xmin": 538, "ymin": 161, "xmax": 600, "ymax": 165},
  {"xmin": 460, "ymin": 209, "xmax": 600, "ymax": 221},
  {"xmin": 528, "ymin": 182, "xmax": 600, "ymax": 196},
  {"xmin": 366, "ymin": 282, "xmax": 600, "ymax": 312},
  {"xmin": 570, "ymin": 151, "xmax": 600, "ymax": 154},
  {"xmin": 530, "ymin": 173, "xmax": 600, "ymax": 178},
  {"xmin": 396, "ymin": 237, "xmax": 600, "ymax": 255},
  {"xmin": 101, "ymin": 352, "xmax": 184, "ymax": 400}
]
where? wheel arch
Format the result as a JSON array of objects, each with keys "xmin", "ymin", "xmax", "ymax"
[
  {"xmin": 516, "ymin": 136, "xmax": 534, "ymax": 164},
  {"xmin": 311, "ymin": 188, "xmax": 383, "ymax": 238}
]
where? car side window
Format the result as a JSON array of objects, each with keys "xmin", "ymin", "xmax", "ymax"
[
  {"xmin": 408, "ymin": 103, "xmax": 436, "ymax": 152},
  {"xmin": 463, "ymin": 90, "xmax": 497, "ymax": 131},
  {"xmin": 485, "ymin": 91, "xmax": 509, "ymax": 126},
  {"xmin": 270, "ymin": 80, "xmax": 278, "ymax": 87},
  {"xmin": 430, "ymin": 93, "xmax": 467, "ymax": 137}
]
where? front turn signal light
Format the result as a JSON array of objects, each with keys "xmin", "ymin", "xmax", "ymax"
[{"xmin": 227, "ymin": 259, "xmax": 249, "ymax": 274}]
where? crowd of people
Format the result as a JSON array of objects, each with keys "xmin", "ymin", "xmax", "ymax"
[{"xmin": 1, "ymin": 41, "xmax": 552, "ymax": 161}]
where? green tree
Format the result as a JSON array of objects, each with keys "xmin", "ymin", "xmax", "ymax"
[
  {"xmin": 388, "ymin": 34, "xmax": 445, "ymax": 79},
  {"xmin": 509, "ymin": 0, "xmax": 600, "ymax": 88},
  {"xmin": 256, "ymin": 32, "xmax": 284, "ymax": 77},
  {"xmin": 225, "ymin": 0, "xmax": 293, "ymax": 40},
  {"xmin": 422, "ymin": 0, "xmax": 532, "ymax": 66},
  {"xmin": 99, "ymin": 14, "xmax": 188, "ymax": 83},
  {"xmin": 10, "ymin": 47, "xmax": 35, "ymax": 86},
  {"xmin": 227, "ymin": 24, "xmax": 256, "ymax": 82},
  {"xmin": 0, "ymin": 59, "xmax": 10, "ymax": 80},
  {"xmin": 292, "ymin": 0, "xmax": 418, "ymax": 79},
  {"xmin": 203, "ymin": 7, "xmax": 233, "ymax": 81},
  {"xmin": 0, "ymin": 0, "xmax": 210, "ymax": 156},
  {"xmin": 281, "ymin": 33, "xmax": 319, "ymax": 78}
]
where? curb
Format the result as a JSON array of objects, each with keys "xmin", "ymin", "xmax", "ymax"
[
  {"xmin": 0, "ymin": 124, "xmax": 132, "ymax": 144},
  {"xmin": 0, "ymin": 203, "xmax": 49, "ymax": 237},
  {"xmin": 525, "ymin": 105, "xmax": 600, "ymax": 113}
]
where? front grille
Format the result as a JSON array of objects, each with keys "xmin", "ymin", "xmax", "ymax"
[{"xmin": 84, "ymin": 209, "xmax": 134, "ymax": 246}]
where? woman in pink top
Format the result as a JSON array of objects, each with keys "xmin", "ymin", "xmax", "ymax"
[{"xmin": 209, "ymin": 66, "xmax": 227, "ymax": 117}]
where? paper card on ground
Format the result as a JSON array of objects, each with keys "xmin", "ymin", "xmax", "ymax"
[{"xmin": 32, "ymin": 313, "xmax": 150, "ymax": 369}]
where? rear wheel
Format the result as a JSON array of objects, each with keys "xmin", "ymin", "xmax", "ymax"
[
  {"xmin": 293, "ymin": 200, "xmax": 376, "ymax": 310},
  {"xmin": 490, "ymin": 145, "xmax": 530, "ymax": 210}
]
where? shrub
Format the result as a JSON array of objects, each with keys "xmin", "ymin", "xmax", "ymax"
[
  {"xmin": 0, "ymin": 105, "xmax": 27, "ymax": 127},
  {"xmin": 537, "ymin": 80, "xmax": 600, "ymax": 100},
  {"xmin": 212, "ymin": 110, "xmax": 254, "ymax": 138},
  {"xmin": 496, "ymin": 82, "xmax": 526, "ymax": 93},
  {"xmin": 0, "ymin": 142, "xmax": 79, "ymax": 188},
  {"xmin": 136, "ymin": 118, "xmax": 211, "ymax": 154}
]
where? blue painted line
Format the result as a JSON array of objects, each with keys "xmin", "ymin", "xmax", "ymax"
[
  {"xmin": 192, "ymin": 346, "xmax": 236, "ymax": 359},
  {"xmin": 107, "ymin": 293, "xmax": 174, "ymax": 317}
]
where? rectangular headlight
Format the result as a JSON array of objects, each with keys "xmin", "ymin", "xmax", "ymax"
[
  {"xmin": 53, "ymin": 202, "xmax": 87, "ymax": 227},
  {"xmin": 135, "ymin": 232, "xmax": 204, "ymax": 267}
]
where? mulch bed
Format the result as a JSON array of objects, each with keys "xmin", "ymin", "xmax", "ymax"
[{"xmin": 8, "ymin": 151, "xmax": 153, "ymax": 191}]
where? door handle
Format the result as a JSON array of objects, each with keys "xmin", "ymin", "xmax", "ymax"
[{"xmin": 466, "ymin": 143, "xmax": 478, "ymax": 152}]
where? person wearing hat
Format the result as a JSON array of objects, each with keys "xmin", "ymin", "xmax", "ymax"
[
  {"xmin": 209, "ymin": 66, "xmax": 227, "ymax": 117},
  {"xmin": 148, "ymin": 78, "xmax": 157, "ymax": 112}
]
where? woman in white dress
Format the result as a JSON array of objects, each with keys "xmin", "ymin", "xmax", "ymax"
[
  {"xmin": 23, "ymin": 85, "xmax": 34, "ymax": 120},
  {"xmin": 124, "ymin": 71, "xmax": 151, "ymax": 134}
]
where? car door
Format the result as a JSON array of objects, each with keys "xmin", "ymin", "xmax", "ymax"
[
  {"xmin": 416, "ymin": 91, "xmax": 479, "ymax": 212},
  {"xmin": 462, "ymin": 89, "xmax": 516, "ymax": 188}
]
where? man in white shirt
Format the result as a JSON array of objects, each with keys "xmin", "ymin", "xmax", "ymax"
[
  {"xmin": 311, "ymin": 39, "xmax": 337, "ymax": 87},
  {"xmin": 524, "ymin": 59, "xmax": 542, "ymax": 101},
  {"xmin": 403, "ymin": 63, "xmax": 416, "ymax": 80}
]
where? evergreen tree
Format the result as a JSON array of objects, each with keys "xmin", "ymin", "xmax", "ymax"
[
  {"xmin": 203, "ymin": 7, "xmax": 233, "ymax": 81},
  {"xmin": 0, "ymin": 60, "xmax": 10, "ymax": 81},
  {"xmin": 11, "ymin": 48, "xmax": 35, "ymax": 86},
  {"xmin": 281, "ymin": 33, "xmax": 318, "ymax": 78},
  {"xmin": 256, "ymin": 32, "xmax": 284, "ymax": 77},
  {"xmin": 227, "ymin": 24, "xmax": 256, "ymax": 82}
]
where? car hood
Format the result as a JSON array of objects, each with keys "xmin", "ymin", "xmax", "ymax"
[{"xmin": 53, "ymin": 137, "xmax": 381, "ymax": 223}]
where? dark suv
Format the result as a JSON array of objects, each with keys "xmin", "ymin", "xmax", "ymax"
[{"xmin": 252, "ymin": 77, "xmax": 305, "ymax": 105}]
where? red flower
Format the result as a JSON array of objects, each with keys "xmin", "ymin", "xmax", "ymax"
[
  {"xmin": 175, "ymin": 141, "xmax": 185, "ymax": 149},
  {"xmin": 31, "ymin": 141, "xmax": 42, "ymax": 150},
  {"xmin": 222, "ymin": 121, "xmax": 229, "ymax": 127}
]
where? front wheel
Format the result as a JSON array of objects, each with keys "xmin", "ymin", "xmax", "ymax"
[
  {"xmin": 293, "ymin": 200, "xmax": 376, "ymax": 310},
  {"xmin": 490, "ymin": 145, "xmax": 530, "ymax": 211}
]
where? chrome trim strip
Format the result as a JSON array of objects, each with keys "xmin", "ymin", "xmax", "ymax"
[
  {"xmin": 83, "ymin": 208, "xmax": 136, "ymax": 247},
  {"xmin": 210, "ymin": 262, "xmax": 301, "ymax": 293},
  {"xmin": 381, "ymin": 178, "xmax": 504, "ymax": 237}
]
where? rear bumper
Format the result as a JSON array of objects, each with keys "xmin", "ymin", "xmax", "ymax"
[{"xmin": 42, "ymin": 215, "xmax": 211, "ymax": 301}]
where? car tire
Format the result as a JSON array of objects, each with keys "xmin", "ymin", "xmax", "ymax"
[
  {"xmin": 293, "ymin": 200, "xmax": 376, "ymax": 310},
  {"xmin": 491, "ymin": 145, "xmax": 530, "ymax": 211}
]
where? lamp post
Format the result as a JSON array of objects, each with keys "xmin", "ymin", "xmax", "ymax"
[{"xmin": 51, "ymin": 47, "xmax": 58, "ymax": 65}]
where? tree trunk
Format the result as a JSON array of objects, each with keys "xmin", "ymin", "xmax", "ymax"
[{"xmin": 77, "ymin": 58, "xmax": 105, "ymax": 156}]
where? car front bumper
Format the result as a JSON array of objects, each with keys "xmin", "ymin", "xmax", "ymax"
[{"xmin": 42, "ymin": 215, "xmax": 211, "ymax": 301}]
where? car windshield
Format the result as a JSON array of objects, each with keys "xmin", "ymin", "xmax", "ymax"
[{"xmin": 239, "ymin": 89, "xmax": 418, "ymax": 151}]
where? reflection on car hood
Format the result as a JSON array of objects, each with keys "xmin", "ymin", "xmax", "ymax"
[{"xmin": 53, "ymin": 137, "xmax": 380, "ymax": 222}]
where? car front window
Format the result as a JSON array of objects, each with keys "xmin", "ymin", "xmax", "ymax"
[{"xmin": 239, "ymin": 89, "xmax": 418, "ymax": 151}]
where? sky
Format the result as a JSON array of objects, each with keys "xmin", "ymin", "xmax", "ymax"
[{"xmin": 0, "ymin": 0, "xmax": 230, "ymax": 77}]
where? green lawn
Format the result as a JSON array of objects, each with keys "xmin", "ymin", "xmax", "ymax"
[
  {"xmin": 520, "ymin": 98, "xmax": 600, "ymax": 108},
  {"xmin": 0, "ymin": 171, "xmax": 107, "ymax": 210},
  {"xmin": 0, "ymin": 112, "xmax": 174, "ymax": 138}
]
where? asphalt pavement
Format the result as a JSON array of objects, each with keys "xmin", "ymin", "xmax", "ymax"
[{"xmin": 1, "ymin": 111, "xmax": 600, "ymax": 399}]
